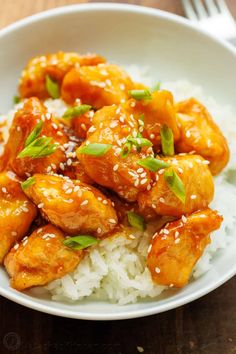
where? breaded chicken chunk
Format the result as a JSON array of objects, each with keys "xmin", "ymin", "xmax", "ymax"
[
  {"xmin": 61, "ymin": 64, "xmax": 133, "ymax": 108},
  {"xmin": 0, "ymin": 172, "xmax": 37, "ymax": 263},
  {"xmin": 176, "ymin": 98, "xmax": 229, "ymax": 175},
  {"xmin": 77, "ymin": 104, "xmax": 153, "ymax": 201},
  {"xmin": 147, "ymin": 209, "xmax": 223, "ymax": 287},
  {"xmin": 4, "ymin": 224, "xmax": 83, "ymax": 291},
  {"xmin": 23, "ymin": 174, "xmax": 118, "ymax": 237},
  {"xmin": 0, "ymin": 98, "xmax": 68, "ymax": 177},
  {"xmin": 19, "ymin": 52, "xmax": 105, "ymax": 99},
  {"xmin": 138, "ymin": 155, "xmax": 214, "ymax": 217}
]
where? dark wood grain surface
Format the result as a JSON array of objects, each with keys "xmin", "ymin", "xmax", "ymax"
[{"xmin": 0, "ymin": 1, "xmax": 235, "ymax": 353}]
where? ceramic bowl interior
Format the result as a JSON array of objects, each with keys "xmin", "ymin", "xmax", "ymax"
[{"xmin": 0, "ymin": 3, "xmax": 235, "ymax": 320}]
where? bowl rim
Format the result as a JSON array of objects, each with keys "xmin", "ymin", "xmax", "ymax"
[{"xmin": 0, "ymin": 2, "xmax": 235, "ymax": 320}]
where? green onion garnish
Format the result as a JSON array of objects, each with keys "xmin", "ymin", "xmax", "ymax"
[
  {"xmin": 164, "ymin": 168, "xmax": 186, "ymax": 204},
  {"xmin": 127, "ymin": 137, "xmax": 153, "ymax": 149},
  {"xmin": 63, "ymin": 235, "xmax": 98, "ymax": 250},
  {"xmin": 120, "ymin": 141, "xmax": 132, "ymax": 158},
  {"xmin": 17, "ymin": 137, "xmax": 58, "ymax": 159},
  {"xmin": 151, "ymin": 82, "xmax": 161, "ymax": 92},
  {"xmin": 128, "ymin": 89, "xmax": 152, "ymax": 101},
  {"xmin": 21, "ymin": 176, "xmax": 36, "ymax": 190},
  {"xmin": 77, "ymin": 143, "xmax": 112, "ymax": 157},
  {"xmin": 160, "ymin": 124, "xmax": 174, "ymax": 156},
  {"xmin": 45, "ymin": 75, "xmax": 60, "ymax": 99},
  {"xmin": 63, "ymin": 104, "xmax": 92, "ymax": 119},
  {"xmin": 127, "ymin": 212, "xmax": 146, "ymax": 231},
  {"xmin": 13, "ymin": 96, "xmax": 20, "ymax": 104},
  {"xmin": 137, "ymin": 157, "xmax": 170, "ymax": 172},
  {"xmin": 25, "ymin": 121, "xmax": 43, "ymax": 147}
]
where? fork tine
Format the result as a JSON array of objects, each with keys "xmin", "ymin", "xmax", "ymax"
[
  {"xmin": 192, "ymin": 0, "xmax": 208, "ymax": 19},
  {"xmin": 204, "ymin": 0, "xmax": 219, "ymax": 15},
  {"xmin": 215, "ymin": 0, "xmax": 232, "ymax": 15},
  {"xmin": 181, "ymin": 0, "xmax": 199, "ymax": 21}
]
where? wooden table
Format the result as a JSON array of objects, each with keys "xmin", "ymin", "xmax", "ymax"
[{"xmin": 0, "ymin": 1, "xmax": 235, "ymax": 353}]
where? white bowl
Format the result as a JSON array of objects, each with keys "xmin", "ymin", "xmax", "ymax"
[{"xmin": 0, "ymin": 3, "xmax": 235, "ymax": 320}]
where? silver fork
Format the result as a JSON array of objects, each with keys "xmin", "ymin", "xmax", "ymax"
[{"xmin": 181, "ymin": 0, "xmax": 236, "ymax": 45}]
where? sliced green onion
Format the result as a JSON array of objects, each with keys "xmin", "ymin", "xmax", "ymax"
[
  {"xmin": 151, "ymin": 82, "xmax": 161, "ymax": 92},
  {"xmin": 137, "ymin": 157, "xmax": 170, "ymax": 172},
  {"xmin": 25, "ymin": 121, "xmax": 44, "ymax": 147},
  {"xmin": 45, "ymin": 75, "xmax": 60, "ymax": 99},
  {"xmin": 127, "ymin": 211, "xmax": 146, "ymax": 231},
  {"xmin": 127, "ymin": 137, "xmax": 153, "ymax": 148},
  {"xmin": 63, "ymin": 235, "xmax": 98, "ymax": 250},
  {"xmin": 160, "ymin": 124, "xmax": 174, "ymax": 156},
  {"xmin": 77, "ymin": 143, "xmax": 112, "ymax": 157},
  {"xmin": 17, "ymin": 137, "xmax": 58, "ymax": 159},
  {"xmin": 63, "ymin": 104, "xmax": 92, "ymax": 119},
  {"xmin": 164, "ymin": 168, "xmax": 186, "ymax": 204},
  {"xmin": 120, "ymin": 141, "xmax": 132, "ymax": 158},
  {"xmin": 128, "ymin": 89, "xmax": 152, "ymax": 101},
  {"xmin": 13, "ymin": 96, "xmax": 20, "ymax": 104},
  {"xmin": 21, "ymin": 176, "xmax": 35, "ymax": 190}
]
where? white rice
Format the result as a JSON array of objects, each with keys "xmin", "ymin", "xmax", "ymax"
[{"xmin": 2, "ymin": 67, "xmax": 236, "ymax": 305}]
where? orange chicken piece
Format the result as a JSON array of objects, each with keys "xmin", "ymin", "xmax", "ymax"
[
  {"xmin": 124, "ymin": 90, "xmax": 180, "ymax": 150},
  {"xmin": 0, "ymin": 172, "xmax": 37, "ymax": 263},
  {"xmin": 61, "ymin": 64, "xmax": 133, "ymax": 108},
  {"xmin": 77, "ymin": 104, "xmax": 153, "ymax": 201},
  {"xmin": 176, "ymin": 98, "xmax": 229, "ymax": 175},
  {"xmin": 4, "ymin": 224, "xmax": 83, "ymax": 291},
  {"xmin": 19, "ymin": 52, "xmax": 105, "ymax": 99},
  {"xmin": 147, "ymin": 209, "xmax": 223, "ymax": 287},
  {"xmin": 24, "ymin": 174, "xmax": 118, "ymax": 237},
  {"xmin": 138, "ymin": 155, "xmax": 214, "ymax": 217},
  {"xmin": 0, "ymin": 97, "xmax": 68, "ymax": 178}
]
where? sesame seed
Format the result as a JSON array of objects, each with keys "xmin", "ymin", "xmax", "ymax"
[
  {"xmin": 130, "ymin": 101, "xmax": 136, "ymax": 107},
  {"xmin": 81, "ymin": 123, "xmax": 87, "ymax": 131},
  {"xmin": 175, "ymin": 238, "xmax": 180, "ymax": 244},
  {"xmin": 175, "ymin": 231, "xmax": 179, "ymax": 238},
  {"xmin": 158, "ymin": 169, "xmax": 164, "ymax": 175},
  {"xmin": 150, "ymin": 134, "xmax": 155, "ymax": 139},
  {"xmin": 22, "ymin": 239, "xmax": 28, "ymax": 246},
  {"xmin": 140, "ymin": 178, "xmax": 147, "ymax": 185},
  {"xmin": 98, "ymin": 197, "xmax": 102, "ymax": 201},
  {"xmin": 190, "ymin": 194, "xmax": 197, "ymax": 200},
  {"xmin": 80, "ymin": 200, "xmax": 88, "ymax": 206},
  {"xmin": 2, "ymin": 187, "xmax": 7, "ymax": 193},
  {"xmin": 129, "ymin": 234, "xmax": 136, "ymax": 239},
  {"xmin": 169, "ymin": 284, "xmax": 174, "ymax": 287},
  {"xmin": 11, "ymin": 231, "xmax": 17, "ymax": 236},
  {"xmin": 103, "ymin": 200, "xmax": 108, "ymax": 205},
  {"xmin": 137, "ymin": 168, "xmax": 144, "ymax": 173},
  {"xmin": 186, "ymin": 130, "xmax": 191, "ymax": 138},
  {"xmin": 74, "ymin": 186, "xmax": 80, "ymax": 192},
  {"xmin": 151, "ymin": 204, "xmax": 156, "ymax": 209},
  {"xmin": 109, "ymin": 218, "xmax": 116, "ymax": 224},
  {"xmin": 182, "ymin": 215, "xmax": 187, "ymax": 223},
  {"xmin": 177, "ymin": 168, "xmax": 183, "ymax": 174},
  {"xmin": 97, "ymin": 227, "xmax": 102, "ymax": 234},
  {"xmin": 156, "ymin": 175, "xmax": 159, "ymax": 181},
  {"xmin": 45, "ymin": 113, "xmax": 51, "ymax": 120},
  {"xmin": 65, "ymin": 188, "xmax": 73, "ymax": 194},
  {"xmin": 120, "ymin": 83, "xmax": 125, "ymax": 90},
  {"xmin": 88, "ymin": 126, "xmax": 96, "ymax": 133},
  {"xmin": 134, "ymin": 179, "xmax": 139, "ymax": 187},
  {"xmin": 189, "ymin": 162, "xmax": 193, "ymax": 168},
  {"xmin": 147, "ymin": 184, "xmax": 151, "ymax": 191},
  {"xmin": 113, "ymin": 164, "xmax": 119, "ymax": 171},
  {"xmin": 52, "ymin": 123, "xmax": 58, "ymax": 130},
  {"xmin": 163, "ymin": 229, "xmax": 169, "ymax": 235},
  {"xmin": 21, "ymin": 207, "xmax": 29, "ymax": 213},
  {"xmin": 37, "ymin": 228, "xmax": 43, "ymax": 233},
  {"xmin": 57, "ymin": 131, "xmax": 63, "ymax": 137},
  {"xmin": 16, "ymin": 126, "xmax": 21, "ymax": 132},
  {"xmin": 147, "ymin": 244, "xmax": 152, "ymax": 253},
  {"xmin": 59, "ymin": 162, "xmax": 65, "ymax": 170},
  {"xmin": 203, "ymin": 160, "xmax": 210, "ymax": 165},
  {"xmin": 38, "ymin": 203, "xmax": 44, "ymax": 209},
  {"xmin": 67, "ymin": 159, "xmax": 72, "ymax": 166},
  {"xmin": 140, "ymin": 172, "xmax": 147, "ymax": 178},
  {"xmin": 159, "ymin": 197, "xmax": 165, "ymax": 203},
  {"xmin": 155, "ymin": 267, "xmax": 161, "ymax": 274},
  {"xmin": 14, "ymin": 244, "xmax": 19, "ymax": 250}
]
